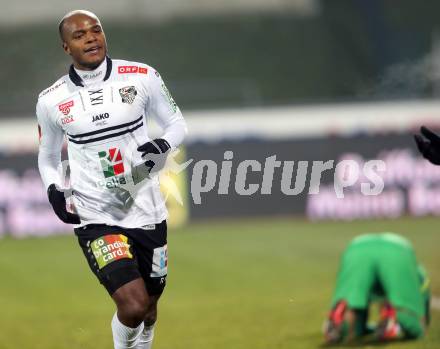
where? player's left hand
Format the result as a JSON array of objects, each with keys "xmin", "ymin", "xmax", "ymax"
[
  {"xmin": 414, "ymin": 126, "xmax": 440, "ymax": 165},
  {"xmin": 47, "ymin": 184, "xmax": 81, "ymax": 224},
  {"xmin": 137, "ymin": 138, "xmax": 171, "ymax": 173}
]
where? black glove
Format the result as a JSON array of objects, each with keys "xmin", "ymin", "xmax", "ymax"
[
  {"xmin": 414, "ymin": 126, "xmax": 440, "ymax": 165},
  {"xmin": 47, "ymin": 184, "xmax": 81, "ymax": 224},
  {"xmin": 137, "ymin": 138, "xmax": 171, "ymax": 173}
]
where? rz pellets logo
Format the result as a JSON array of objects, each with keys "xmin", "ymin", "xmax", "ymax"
[{"xmin": 99, "ymin": 147, "xmax": 125, "ymax": 178}]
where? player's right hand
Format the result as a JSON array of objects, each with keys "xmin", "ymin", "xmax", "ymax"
[
  {"xmin": 414, "ymin": 126, "xmax": 440, "ymax": 165},
  {"xmin": 47, "ymin": 184, "xmax": 81, "ymax": 224}
]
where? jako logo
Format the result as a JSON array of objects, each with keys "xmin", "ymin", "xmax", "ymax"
[{"xmin": 92, "ymin": 113, "xmax": 110, "ymax": 122}]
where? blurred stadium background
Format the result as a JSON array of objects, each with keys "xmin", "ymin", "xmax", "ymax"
[{"xmin": 0, "ymin": 1, "xmax": 440, "ymax": 348}]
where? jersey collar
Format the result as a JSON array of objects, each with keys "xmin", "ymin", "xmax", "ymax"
[{"xmin": 68, "ymin": 56, "xmax": 113, "ymax": 87}]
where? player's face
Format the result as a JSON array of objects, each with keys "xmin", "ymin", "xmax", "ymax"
[{"xmin": 62, "ymin": 15, "xmax": 107, "ymax": 70}]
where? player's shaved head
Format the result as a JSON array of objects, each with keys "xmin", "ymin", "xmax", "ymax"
[
  {"xmin": 58, "ymin": 10, "xmax": 107, "ymax": 70},
  {"xmin": 58, "ymin": 10, "xmax": 101, "ymax": 41}
]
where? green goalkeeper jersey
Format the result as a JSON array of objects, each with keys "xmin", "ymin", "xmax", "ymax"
[{"xmin": 332, "ymin": 233, "xmax": 430, "ymax": 320}]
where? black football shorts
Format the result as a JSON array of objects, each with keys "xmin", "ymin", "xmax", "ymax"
[{"xmin": 74, "ymin": 220, "xmax": 167, "ymax": 296}]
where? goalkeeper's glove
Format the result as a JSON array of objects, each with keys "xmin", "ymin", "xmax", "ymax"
[
  {"xmin": 137, "ymin": 138, "xmax": 171, "ymax": 173},
  {"xmin": 414, "ymin": 126, "xmax": 440, "ymax": 165},
  {"xmin": 47, "ymin": 184, "xmax": 81, "ymax": 224}
]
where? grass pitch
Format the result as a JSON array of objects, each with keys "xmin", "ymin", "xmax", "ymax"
[{"xmin": 0, "ymin": 216, "xmax": 439, "ymax": 349}]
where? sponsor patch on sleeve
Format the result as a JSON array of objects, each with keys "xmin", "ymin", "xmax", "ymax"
[
  {"xmin": 161, "ymin": 83, "xmax": 178, "ymax": 113},
  {"xmin": 91, "ymin": 234, "xmax": 133, "ymax": 269}
]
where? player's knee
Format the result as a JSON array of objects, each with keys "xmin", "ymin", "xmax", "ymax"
[
  {"xmin": 117, "ymin": 290, "xmax": 149, "ymax": 323},
  {"xmin": 122, "ymin": 299, "xmax": 149, "ymax": 324},
  {"xmin": 113, "ymin": 279, "xmax": 150, "ymax": 323}
]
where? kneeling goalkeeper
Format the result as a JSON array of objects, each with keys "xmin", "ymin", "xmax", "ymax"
[{"xmin": 323, "ymin": 233, "xmax": 430, "ymax": 344}]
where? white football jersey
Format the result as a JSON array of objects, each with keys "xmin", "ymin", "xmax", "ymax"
[{"xmin": 36, "ymin": 57, "xmax": 187, "ymax": 228}]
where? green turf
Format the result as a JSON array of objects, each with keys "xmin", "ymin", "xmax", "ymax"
[{"xmin": 0, "ymin": 216, "xmax": 439, "ymax": 349}]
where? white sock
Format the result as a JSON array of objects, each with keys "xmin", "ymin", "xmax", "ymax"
[
  {"xmin": 111, "ymin": 312, "xmax": 144, "ymax": 349},
  {"xmin": 136, "ymin": 324, "xmax": 155, "ymax": 349}
]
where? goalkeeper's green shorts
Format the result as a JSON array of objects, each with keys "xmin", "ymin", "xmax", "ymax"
[{"xmin": 331, "ymin": 234, "xmax": 424, "ymax": 318}]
